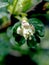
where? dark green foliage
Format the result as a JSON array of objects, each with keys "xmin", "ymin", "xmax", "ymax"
[
  {"xmin": 11, "ymin": 18, "xmax": 44, "ymax": 50},
  {"xmin": 0, "ymin": 0, "xmax": 45, "ymax": 64},
  {"xmin": 12, "ymin": 22, "xmax": 25, "ymax": 46},
  {"xmin": 0, "ymin": 33, "xmax": 11, "ymax": 61},
  {"xmin": 0, "ymin": 19, "xmax": 3, "ymax": 25},
  {"xmin": 29, "ymin": 18, "xmax": 44, "ymax": 37},
  {"xmin": 27, "ymin": 35, "xmax": 37, "ymax": 48}
]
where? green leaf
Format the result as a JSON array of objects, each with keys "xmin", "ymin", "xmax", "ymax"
[
  {"xmin": 0, "ymin": 0, "xmax": 8, "ymax": 2},
  {"xmin": 19, "ymin": 36, "xmax": 26, "ymax": 46},
  {"xmin": 0, "ymin": 33, "xmax": 11, "ymax": 61},
  {"xmin": 8, "ymin": 0, "xmax": 42, "ymax": 14},
  {"xmin": 27, "ymin": 36, "xmax": 37, "ymax": 48},
  {"xmin": 20, "ymin": 42, "xmax": 29, "ymax": 55},
  {"xmin": 12, "ymin": 22, "xmax": 21, "ymax": 32},
  {"xmin": 31, "ymin": 50, "xmax": 49, "ymax": 65},
  {"xmin": 0, "ymin": 2, "xmax": 8, "ymax": 8},
  {"xmin": 29, "ymin": 18, "xmax": 45, "ymax": 37},
  {"xmin": 0, "ymin": 55, "xmax": 4, "ymax": 62},
  {"xmin": 22, "ymin": 0, "xmax": 32, "ymax": 12},
  {"xmin": 44, "ymin": 0, "xmax": 49, "ymax": 2},
  {"xmin": 0, "ymin": 12, "xmax": 10, "ymax": 29},
  {"xmin": 8, "ymin": 0, "xmax": 32, "ymax": 14},
  {"xmin": 0, "ymin": 19, "xmax": 3, "ymax": 25},
  {"xmin": 10, "ymin": 22, "xmax": 25, "ymax": 46}
]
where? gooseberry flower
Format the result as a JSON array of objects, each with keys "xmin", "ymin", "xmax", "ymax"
[{"xmin": 17, "ymin": 17, "xmax": 35, "ymax": 40}]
